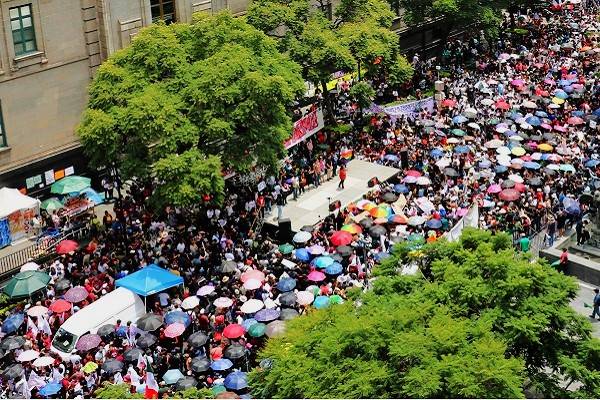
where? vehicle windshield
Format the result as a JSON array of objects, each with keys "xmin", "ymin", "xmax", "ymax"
[{"xmin": 52, "ymin": 328, "xmax": 77, "ymax": 353}]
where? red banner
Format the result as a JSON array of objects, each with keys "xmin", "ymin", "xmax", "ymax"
[{"xmin": 284, "ymin": 110, "xmax": 323, "ymax": 149}]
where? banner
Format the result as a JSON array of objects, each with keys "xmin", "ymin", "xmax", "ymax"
[
  {"xmin": 384, "ymin": 97, "xmax": 435, "ymax": 117},
  {"xmin": 444, "ymin": 204, "xmax": 479, "ymax": 242},
  {"xmin": 284, "ymin": 109, "xmax": 325, "ymax": 149},
  {"xmin": 8, "ymin": 210, "xmax": 26, "ymax": 243}
]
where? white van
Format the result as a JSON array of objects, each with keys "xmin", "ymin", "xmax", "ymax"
[{"xmin": 50, "ymin": 287, "xmax": 146, "ymax": 360}]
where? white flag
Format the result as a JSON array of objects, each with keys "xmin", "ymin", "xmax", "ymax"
[
  {"xmin": 27, "ymin": 317, "xmax": 38, "ymax": 336},
  {"xmin": 37, "ymin": 317, "xmax": 52, "ymax": 336},
  {"xmin": 15, "ymin": 373, "xmax": 30, "ymax": 399}
]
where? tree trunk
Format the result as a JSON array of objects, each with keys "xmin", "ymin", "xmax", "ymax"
[{"xmin": 320, "ymin": 80, "xmax": 336, "ymax": 125}]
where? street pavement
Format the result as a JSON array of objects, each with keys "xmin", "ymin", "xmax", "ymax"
[{"xmin": 572, "ymin": 280, "xmax": 600, "ymax": 338}]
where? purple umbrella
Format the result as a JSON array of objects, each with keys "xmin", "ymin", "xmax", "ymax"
[
  {"xmin": 197, "ymin": 285, "xmax": 215, "ymax": 296},
  {"xmin": 63, "ymin": 286, "xmax": 89, "ymax": 303},
  {"xmin": 254, "ymin": 309, "xmax": 280, "ymax": 322},
  {"xmin": 76, "ymin": 333, "xmax": 101, "ymax": 352},
  {"xmin": 307, "ymin": 245, "xmax": 325, "ymax": 255}
]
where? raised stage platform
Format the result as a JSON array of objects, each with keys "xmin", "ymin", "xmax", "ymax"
[{"xmin": 264, "ymin": 159, "xmax": 399, "ymax": 232}]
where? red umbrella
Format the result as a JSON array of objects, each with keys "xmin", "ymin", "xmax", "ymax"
[
  {"xmin": 495, "ymin": 100, "xmax": 510, "ymax": 110},
  {"xmin": 514, "ymin": 183, "xmax": 527, "ymax": 193},
  {"xmin": 499, "ymin": 189, "xmax": 521, "ymax": 201},
  {"xmin": 567, "ymin": 116, "xmax": 584, "ymax": 125},
  {"xmin": 56, "ymin": 240, "xmax": 78, "ymax": 254},
  {"xmin": 164, "ymin": 323, "xmax": 186, "ymax": 338},
  {"xmin": 49, "ymin": 299, "xmax": 72, "ymax": 313},
  {"xmin": 441, "ymin": 99, "xmax": 456, "ymax": 108},
  {"xmin": 404, "ymin": 170, "xmax": 422, "ymax": 177},
  {"xmin": 223, "ymin": 324, "xmax": 245, "ymax": 339},
  {"xmin": 330, "ymin": 231, "xmax": 353, "ymax": 246},
  {"xmin": 307, "ymin": 270, "xmax": 326, "ymax": 282}
]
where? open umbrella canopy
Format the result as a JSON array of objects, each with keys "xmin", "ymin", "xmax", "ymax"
[
  {"xmin": 187, "ymin": 332, "xmax": 209, "ymax": 348},
  {"xmin": 240, "ymin": 269, "xmax": 265, "ymax": 283},
  {"xmin": 165, "ymin": 322, "xmax": 186, "ymax": 338},
  {"xmin": 191, "ymin": 357, "xmax": 211, "ymax": 373},
  {"xmin": 20, "ymin": 261, "xmax": 40, "ymax": 272},
  {"xmin": 312, "ymin": 256, "xmax": 334, "ymax": 268},
  {"xmin": 368, "ymin": 225, "xmax": 387, "ymax": 238},
  {"xmin": 211, "ymin": 358, "xmax": 233, "ymax": 371},
  {"xmin": 164, "ymin": 311, "xmax": 191, "ymax": 328},
  {"xmin": 197, "ymin": 285, "xmax": 216, "ymax": 296},
  {"xmin": 224, "ymin": 371, "xmax": 249, "ymax": 391},
  {"xmin": 499, "ymin": 189, "xmax": 521, "ymax": 201},
  {"xmin": 4, "ymin": 271, "xmax": 51, "ymax": 299},
  {"xmin": 54, "ymin": 278, "xmax": 71, "ymax": 292},
  {"xmin": 307, "ymin": 270, "xmax": 326, "ymax": 282},
  {"xmin": 330, "ymin": 231, "xmax": 353, "ymax": 246},
  {"xmin": 247, "ymin": 322, "xmax": 267, "ymax": 338},
  {"xmin": 224, "ymin": 343, "xmax": 246, "ymax": 359},
  {"xmin": 124, "ymin": 348, "xmax": 144, "ymax": 363},
  {"xmin": 76, "ymin": 333, "xmax": 102, "ymax": 352},
  {"xmin": 27, "ymin": 305, "xmax": 48, "ymax": 318},
  {"xmin": 276, "ymin": 278, "xmax": 297, "ymax": 292},
  {"xmin": 163, "ymin": 369, "xmax": 185, "ymax": 385},
  {"xmin": 278, "ymin": 292, "xmax": 297, "ymax": 307},
  {"xmin": 56, "ymin": 240, "xmax": 79, "ymax": 255},
  {"xmin": 40, "ymin": 198, "xmax": 63, "ymax": 212},
  {"xmin": 297, "ymin": 291, "xmax": 315, "ymax": 306},
  {"xmin": 223, "ymin": 324, "xmax": 245, "ymax": 339},
  {"xmin": 17, "ymin": 349, "xmax": 39, "ymax": 362},
  {"xmin": 265, "ymin": 320, "xmax": 286, "ymax": 338},
  {"xmin": 278, "ymin": 243, "xmax": 294, "ymax": 254},
  {"xmin": 136, "ymin": 334, "xmax": 157, "ymax": 349},
  {"xmin": 2, "ymin": 313, "xmax": 24, "ymax": 334},
  {"xmin": 101, "ymin": 359, "xmax": 124, "ymax": 374},
  {"xmin": 82, "ymin": 361, "xmax": 99, "ymax": 373},
  {"xmin": 1, "ymin": 336, "xmax": 25, "ymax": 351},
  {"xmin": 39, "ymin": 382, "xmax": 63, "ymax": 397},
  {"xmin": 181, "ymin": 296, "xmax": 200, "ymax": 310},
  {"xmin": 136, "ymin": 313, "xmax": 163, "ymax": 331},
  {"xmin": 292, "ymin": 231, "xmax": 312, "ymax": 243},
  {"xmin": 293, "ymin": 248, "xmax": 310, "ymax": 262},
  {"xmin": 307, "ymin": 244, "xmax": 325, "ymax": 255},
  {"xmin": 214, "ymin": 297, "xmax": 234, "ymax": 308},
  {"xmin": 64, "ymin": 286, "xmax": 89, "ymax": 303},
  {"xmin": 240, "ymin": 299, "xmax": 264, "ymax": 314},
  {"xmin": 34, "ymin": 356, "xmax": 56, "ymax": 368},
  {"xmin": 50, "ymin": 175, "xmax": 91, "ymax": 194},
  {"xmin": 325, "ymin": 262, "xmax": 343, "ymax": 275},
  {"xmin": 280, "ymin": 308, "xmax": 300, "ymax": 320},
  {"xmin": 2, "ymin": 364, "xmax": 24, "ymax": 380},
  {"xmin": 255, "ymin": 309, "xmax": 280, "ymax": 323},
  {"xmin": 314, "ymin": 296, "xmax": 331, "ymax": 309},
  {"xmin": 174, "ymin": 377, "xmax": 198, "ymax": 391}
]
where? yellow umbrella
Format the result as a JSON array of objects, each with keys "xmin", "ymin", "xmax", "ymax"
[
  {"xmin": 341, "ymin": 224, "xmax": 362, "ymax": 234},
  {"xmin": 538, "ymin": 143, "xmax": 553, "ymax": 152},
  {"xmin": 82, "ymin": 361, "xmax": 98, "ymax": 373},
  {"xmin": 511, "ymin": 147, "xmax": 526, "ymax": 156},
  {"xmin": 552, "ymin": 97, "xmax": 565, "ymax": 105}
]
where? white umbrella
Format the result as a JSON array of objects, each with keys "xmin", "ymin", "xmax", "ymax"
[
  {"xmin": 497, "ymin": 155, "xmax": 512, "ymax": 166},
  {"xmin": 467, "ymin": 122, "xmax": 481, "ymax": 130},
  {"xmin": 463, "ymin": 108, "xmax": 478, "ymax": 118},
  {"xmin": 522, "ymin": 100, "xmax": 537, "ymax": 109},
  {"xmin": 508, "ymin": 174, "xmax": 524, "ymax": 183},
  {"xmin": 480, "ymin": 98, "xmax": 494, "ymax": 106},
  {"xmin": 415, "ymin": 197, "xmax": 435, "ymax": 214},
  {"xmin": 296, "ymin": 291, "xmax": 314, "ymax": 306},
  {"xmin": 496, "ymin": 146, "xmax": 511, "ymax": 155},
  {"xmin": 243, "ymin": 278, "xmax": 262, "ymax": 291},
  {"xmin": 27, "ymin": 305, "xmax": 49, "ymax": 318},
  {"xmin": 547, "ymin": 164, "xmax": 560, "ymax": 170},
  {"xmin": 548, "ymin": 103, "xmax": 561, "ymax": 109},
  {"xmin": 484, "ymin": 139, "xmax": 503, "ymax": 149},
  {"xmin": 181, "ymin": 296, "xmax": 200, "ymax": 310},
  {"xmin": 292, "ymin": 231, "xmax": 311, "ymax": 243},
  {"xmin": 520, "ymin": 122, "xmax": 533, "ymax": 130},
  {"xmin": 511, "ymin": 158, "xmax": 524, "ymax": 165},
  {"xmin": 20, "ymin": 262, "xmax": 40, "ymax": 272},
  {"xmin": 435, "ymin": 158, "xmax": 451, "ymax": 168},
  {"xmin": 213, "ymin": 297, "xmax": 234, "ymax": 308},
  {"xmin": 240, "ymin": 299, "xmax": 264, "ymax": 314},
  {"xmin": 17, "ymin": 350, "xmax": 39, "ymax": 362},
  {"xmin": 33, "ymin": 356, "xmax": 55, "ymax": 368},
  {"xmin": 509, "ymin": 135, "xmax": 524, "ymax": 142},
  {"xmin": 416, "ymin": 177, "xmax": 431, "ymax": 186},
  {"xmin": 446, "ymin": 137, "xmax": 460, "ymax": 144},
  {"xmin": 408, "ymin": 216, "xmax": 426, "ymax": 226}
]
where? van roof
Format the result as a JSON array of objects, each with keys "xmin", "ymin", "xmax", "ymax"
[{"xmin": 60, "ymin": 287, "xmax": 142, "ymax": 336}]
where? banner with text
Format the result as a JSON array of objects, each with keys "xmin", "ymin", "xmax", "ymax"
[{"xmin": 284, "ymin": 109, "xmax": 325, "ymax": 149}]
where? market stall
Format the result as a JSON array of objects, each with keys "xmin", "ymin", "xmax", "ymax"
[{"xmin": 0, "ymin": 188, "xmax": 41, "ymax": 248}]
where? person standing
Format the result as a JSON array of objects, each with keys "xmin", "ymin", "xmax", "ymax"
[
  {"xmin": 338, "ymin": 165, "xmax": 347, "ymax": 190},
  {"xmin": 590, "ymin": 288, "xmax": 600, "ymax": 320},
  {"xmin": 559, "ymin": 248, "xmax": 569, "ymax": 274}
]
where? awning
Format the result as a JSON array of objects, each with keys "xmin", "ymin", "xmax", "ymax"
[{"xmin": 115, "ymin": 265, "xmax": 183, "ymax": 296}]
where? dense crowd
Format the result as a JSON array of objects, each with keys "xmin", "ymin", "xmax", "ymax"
[{"xmin": 0, "ymin": 1, "xmax": 599, "ymax": 398}]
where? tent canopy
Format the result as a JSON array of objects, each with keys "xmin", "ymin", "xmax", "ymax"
[
  {"xmin": 0, "ymin": 188, "xmax": 40, "ymax": 219},
  {"xmin": 115, "ymin": 265, "xmax": 183, "ymax": 296}
]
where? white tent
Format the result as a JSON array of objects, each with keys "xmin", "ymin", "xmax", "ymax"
[{"xmin": 0, "ymin": 188, "xmax": 40, "ymax": 219}]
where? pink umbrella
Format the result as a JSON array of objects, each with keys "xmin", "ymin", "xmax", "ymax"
[
  {"xmin": 511, "ymin": 79, "xmax": 524, "ymax": 86},
  {"xmin": 64, "ymin": 286, "xmax": 89, "ymax": 303},
  {"xmin": 544, "ymin": 78, "xmax": 556, "ymax": 85},
  {"xmin": 165, "ymin": 323, "xmax": 186, "ymax": 338},
  {"xmin": 554, "ymin": 125, "xmax": 567, "ymax": 133},
  {"xmin": 307, "ymin": 270, "xmax": 326, "ymax": 282},
  {"xmin": 487, "ymin": 184, "xmax": 502, "ymax": 194},
  {"xmin": 76, "ymin": 333, "xmax": 102, "ymax": 352},
  {"xmin": 307, "ymin": 245, "xmax": 325, "ymax": 255},
  {"xmin": 404, "ymin": 170, "xmax": 422, "ymax": 177},
  {"xmin": 567, "ymin": 116, "xmax": 584, "ymax": 125},
  {"xmin": 27, "ymin": 305, "xmax": 48, "ymax": 318},
  {"xmin": 495, "ymin": 101, "xmax": 510, "ymax": 110},
  {"xmin": 197, "ymin": 285, "xmax": 215, "ymax": 296},
  {"xmin": 541, "ymin": 123, "xmax": 552, "ymax": 130},
  {"xmin": 499, "ymin": 189, "xmax": 521, "ymax": 201},
  {"xmin": 240, "ymin": 270, "xmax": 265, "ymax": 283}
]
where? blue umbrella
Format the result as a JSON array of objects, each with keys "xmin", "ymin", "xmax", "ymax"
[
  {"xmin": 452, "ymin": 115, "xmax": 468, "ymax": 124},
  {"xmin": 39, "ymin": 383, "xmax": 62, "ymax": 397},
  {"xmin": 211, "ymin": 358, "xmax": 233, "ymax": 371},
  {"xmin": 585, "ymin": 159, "xmax": 600, "ymax": 168},
  {"xmin": 430, "ymin": 148, "xmax": 444, "ymax": 158},
  {"xmin": 510, "ymin": 112, "xmax": 523, "ymax": 120},
  {"xmin": 495, "ymin": 165, "xmax": 508, "ymax": 173},
  {"xmin": 526, "ymin": 116, "xmax": 541, "ymax": 126},
  {"xmin": 294, "ymin": 248, "xmax": 310, "ymax": 262},
  {"xmin": 593, "ymin": 109, "xmax": 600, "ymax": 117},
  {"xmin": 163, "ymin": 369, "xmax": 185, "ymax": 385},
  {"xmin": 559, "ymin": 79, "xmax": 572, "ymax": 86},
  {"xmin": 563, "ymin": 85, "xmax": 574, "ymax": 93},
  {"xmin": 255, "ymin": 308, "xmax": 280, "ymax": 322},
  {"xmin": 540, "ymin": 154, "xmax": 552, "ymax": 161},
  {"xmin": 314, "ymin": 296, "xmax": 330, "ymax": 309},
  {"xmin": 426, "ymin": 219, "xmax": 442, "ymax": 229},
  {"xmin": 566, "ymin": 204, "xmax": 581, "ymax": 215},
  {"xmin": 1, "ymin": 314, "xmax": 24, "ymax": 334},
  {"xmin": 325, "ymin": 262, "xmax": 343, "ymax": 275},
  {"xmin": 224, "ymin": 371, "xmax": 249, "ymax": 391},
  {"xmin": 394, "ymin": 184, "xmax": 409, "ymax": 194},
  {"xmin": 276, "ymin": 278, "xmax": 296, "ymax": 292},
  {"xmin": 454, "ymin": 145, "xmax": 470, "ymax": 154},
  {"xmin": 164, "ymin": 311, "xmax": 191, "ymax": 328},
  {"xmin": 116, "ymin": 326, "xmax": 127, "ymax": 337},
  {"xmin": 535, "ymin": 111, "xmax": 548, "ymax": 118},
  {"xmin": 554, "ymin": 90, "xmax": 568, "ymax": 99},
  {"xmin": 373, "ymin": 252, "xmax": 391, "ymax": 262},
  {"xmin": 242, "ymin": 318, "xmax": 258, "ymax": 330},
  {"xmin": 479, "ymin": 160, "xmax": 492, "ymax": 169},
  {"xmin": 504, "ymin": 130, "xmax": 517, "ymax": 137},
  {"xmin": 523, "ymin": 161, "xmax": 541, "ymax": 170},
  {"xmin": 312, "ymin": 256, "xmax": 334, "ymax": 268},
  {"xmin": 384, "ymin": 154, "xmax": 399, "ymax": 162},
  {"xmin": 572, "ymin": 110, "xmax": 585, "ymax": 117}
]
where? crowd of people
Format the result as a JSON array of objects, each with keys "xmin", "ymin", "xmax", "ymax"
[{"xmin": 0, "ymin": 0, "xmax": 599, "ymax": 398}]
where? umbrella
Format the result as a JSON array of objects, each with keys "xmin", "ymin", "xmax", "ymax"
[
  {"xmin": 307, "ymin": 270, "xmax": 326, "ymax": 282},
  {"xmin": 359, "ymin": 218, "xmax": 374, "ymax": 229},
  {"xmin": 187, "ymin": 331, "xmax": 209, "ymax": 348},
  {"xmin": 384, "ymin": 154, "xmax": 399, "ymax": 162},
  {"xmin": 452, "ymin": 115, "xmax": 468, "ymax": 124},
  {"xmin": 181, "ymin": 296, "xmax": 200, "ymax": 310},
  {"xmin": 297, "ymin": 291, "xmax": 314, "ymax": 306},
  {"xmin": 224, "ymin": 371, "xmax": 248, "ymax": 391},
  {"xmin": 313, "ymin": 256, "xmax": 334, "ymax": 268},
  {"xmin": 416, "ymin": 176, "xmax": 431, "ymax": 186},
  {"xmin": 240, "ymin": 270, "xmax": 265, "ymax": 283},
  {"xmin": 54, "ymin": 279, "xmax": 71, "ymax": 292},
  {"xmin": 451, "ymin": 128, "xmax": 465, "ymax": 136},
  {"xmin": 17, "ymin": 349, "xmax": 39, "ymax": 362},
  {"xmin": 240, "ymin": 299, "xmax": 264, "ymax": 314},
  {"xmin": 1, "ymin": 314, "xmax": 24, "ymax": 334},
  {"xmin": 408, "ymin": 216, "xmax": 426, "ymax": 226},
  {"xmin": 40, "ymin": 198, "xmax": 63, "ymax": 212},
  {"xmin": 382, "ymin": 192, "xmax": 398, "ymax": 203},
  {"xmin": 278, "ymin": 243, "xmax": 294, "ymax": 254},
  {"xmin": 499, "ymin": 189, "xmax": 521, "ymax": 201},
  {"xmin": 294, "ymin": 248, "xmax": 310, "ymax": 262},
  {"xmin": 560, "ymin": 164, "xmax": 576, "ymax": 173},
  {"xmin": 330, "ymin": 231, "xmax": 353, "ymax": 246},
  {"xmin": 136, "ymin": 334, "xmax": 157, "ymax": 349},
  {"xmin": 101, "ymin": 359, "xmax": 123, "ymax": 375},
  {"xmin": 174, "ymin": 377, "xmax": 198, "ymax": 391},
  {"xmin": 247, "ymin": 322, "xmax": 267, "ymax": 338},
  {"xmin": 307, "ymin": 245, "xmax": 325, "ymax": 255},
  {"xmin": 442, "ymin": 99, "xmax": 456, "ymax": 107},
  {"xmin": 38, "ymin": 382, "xmax": 63, "ymax": 397},
  {"xmin": 426, "ymin": 219, "xmax": 442, "ymax": 229},
  {"xmin": 224, "ymin": 344, "xmax": 246, "ymax": 359},
  {"xmin": 163, "ymin": 369, "xmax": 185, "ymax": 385},
  {"xmin": 1, "ymin": 336, "xmax": 25, "ymax": 351},
  {"xmin": 522, "ymin": 100, "xmax": 537, "ymax": 109},
  {"xmin": 265, "ymin": 320, "xmax": 286, "ymax": 337},
  {"xmin": 165, "ymin": 322, "xmax": 186, "ymax": 338},
  {"xmin": 223, "ymin": 324, "xmax": 245, "ymax": 339},
  {"xmin": 191, "ymin": 357, "xmax": 211, "ymax": 373},
  {"xmin": 528, "ymin": 177, "xmax": 543, "ymax": 187},
  {"xmin": 34, "ymin": 356, "xmax": 56, "ymax": 368},
  {"xmin": 214, "ymin": 297, "xmax": 234, "ymax": 308},
  {"xmin": 242, "ymin": 318, "xmax": 258, "ymax": 330},
  {"xmin": 280, "ymin": 308, "xmax": 299, "ymax": 320},
  {"xmin": 2, "ymin": 364, "xmax": 24, "ymax": 380},
  {"xmin": 63, "ymin": 286, "xmax": 88, "ymax": 303},
  {"xmin": 487, "ymin": 184, "xmax": 502, "ymax": 194},
  {"xmin": 136, "ymin": 313, "xmax": 163, "ymax": 331},
  {"xmin": 454, "ymin": 145, "xmax": 470, "ymax": 154},
  {"xmin": 523, "ymin": 161, "xmax": 541, "ymax": 170},
  {"xmin": 56, "ymin": 240, "xmax": 79, "ymax": 255},
  {"xmin": 211, "ymin": 358, "xmax": 233, "ymax": 371},
  {"xmin": 293, "ymin": 231, "xmax": 312, "ymax": 244},
  {"xmin": 443, "ymin": 167, "xmax": 458, "ymax": 177},
  {"xmin": 124, "ymin": 348, "xmax": 144, "ymax": 363},
  {"xmin": 325, "ymin": 262, "xmax": 343, "ymax": 275},
  {"xmin": 20, "ymin": 262, "xmax": 40, "ymax": 272},
  {"xmin": 276, "ymin": 278, "xmax": 297, "ymax": 292},
  {"xmin": 4, "ymin": 271, "xmax": 51, "ymax": 299},
  {"xmin": 51, "ymin": 175, "xmax": 91, "ymax": 194},
  {"xmin": 394, "ymin": 184, "xmax": 409, "ymax": 194},
  {"xmin": 314, "ymin": 296, "xmax": 331, "ymax": 309},
  {"xmin": 335, "ymin": 246, "xmax": 351, "ymax": 258},
  {"xmin": 76, "ymin": 333, "xmax": 102, "ymax": 352},
  {"xmin": 165, "ymin": 311, "xmax": 191, "ymax": 328},
  {"xmin": 278, "ymin": 292, "xmax": 297, "ymax": 307},
  {"xmin": 220, "ymin": 260, "xmax": 238, "ymax": 274},
  {"xmin": 255, "ymin": 309, "xmax": 280, "ymax": 323},
  {"xmin": 341, "ymin": 223, "xmax": 362, "ymax": 235},
  {"xmin": 368, "ymin": 225, "xmax": 387, "ymax": 238},
  {"xmin": 501, "ymin": 180, "xmax": 515, "ymax": 189},
  {"xmin": 27, "ymin": 305, "xmax": 48, "ymax": 318},
  {"xmin": 197, "ymin": 285, "xmax": 216, "ymax": 296}
]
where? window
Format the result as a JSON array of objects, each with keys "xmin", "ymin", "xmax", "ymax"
[
  {"xmin": 10, "ymin": 4, "xmax": 37, "ymax": 56},
  {"xmin": 0, "ymin": 101, "xmax": 6, "ymax": 147},
  {"xmin": 150, "ymin": 0, "xmax": 176, "ymax": 24}
]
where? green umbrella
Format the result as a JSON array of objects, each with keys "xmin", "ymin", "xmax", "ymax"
[
  {"xmin": 3, "ymin": 271, "xmax": 51, "ymax": 299},
  {"xmin": 211, "ymin": 385, "xmax": 226, "ymax": 395},
  {"xmin": 330, "ymin": 295, "xmax": 344, "ymax": 305},
  {"xmin": 40, "ymin": 198, "xmax": 63, "ymax": 212},
  {"xmin": 278, "ymin": 243, "xmax": 294, "ymax": 255},
  {"xmin": 51, "ymin": 176, "xmax": 91, "ymax": 195},
  {"xmin": 248, "ymin": 323, "xmax": 266, "ymax": 337},
  {"xmin": 451, "ymin": 129, "xmax": 465, "ymax": 137}
]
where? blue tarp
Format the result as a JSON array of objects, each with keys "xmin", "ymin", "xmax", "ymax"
[{"xmin": 115, "ymin": 264, "xmax": 183, "ymax": 296}]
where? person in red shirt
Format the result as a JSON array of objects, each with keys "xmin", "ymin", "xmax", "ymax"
[{"xmin": 338, "ymin": 166, "xmax": 347, "ymax": 189}]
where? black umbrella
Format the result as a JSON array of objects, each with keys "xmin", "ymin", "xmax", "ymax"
[
  {"xmin": 280, "ymin": 308, "xmax": 299, "ymax": 321},
  {"xmin": 136, "ymin": 334, "xmax": 157, "ymax": 349},
  {"xmin": 359, "ymin": 218, "xmax": 373, "ymax": 228},
  {"xmin": 444, "ymin": 167, "xmax": 459, "ymax": 177},
  {"xmin": 188, "ymin": 332, "xmax": 209, "ymax": 348},
  {"xmin": 336, "ymin": 245, "xmax": 352, "ymax": 257},
  {"xmin": 528, "ymin": 177, "xmax": 543, "ymax": 187},
  {"xmin": 174, "ymin": 376, "xmax": 198, "ymax": 391},
  {"xmin": 223, "ymin": 344, "xmax": 246, "ymax": 360},
  {"xmin": 501, "ymin": 180, "xmax": 515, "ymax": 189},
  {"xmin": 220, "ymin": 260, "xmax": 238, "ymax": 274},
  {"xmin": 191, "ymin": 357, "xmax": 211, "ymax": 373},
  {"xmin": 54, "ymin": 278, "xmax": 71, "ymax": 292},
  {"xmin": 136, "ymin": 313, "xmax": 163, "ymax": 332},
  {"xmin": 382, "ymin": 192, "xmax": 398, "ymax": 203},
  {"xmin": 124, "ymin": 348, "xmax": 144, "ymax": 364},
  {"xmin": 300, "ymin": 225, "xmax": 315, "ymax": 232},
  {"xmin": 279, "ymin": 292, "xmax": 296, "ymax": 307},
  {"xmin": 1, "ymin": 336, "xmax": 25, "ymax": 351},
  {"xmin": 368, "ymin": 225, "xmax": 387, "ymax": 238},
  {"xmin": 2, "ymin": 364, "xmax": 23, "ymax": 380},
  {"xmin": 97, "ymin": 324, "xmax": 115, "ymax": 338},
  {"xmin": 101, "ymin": 359, "xmax": 124, "ymax": 375}
]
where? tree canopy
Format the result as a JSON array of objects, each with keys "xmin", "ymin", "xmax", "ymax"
[
  {"xmin": 250, "ymin": 229, "xmax": 600, "ymax": 398},
  {"xmin": 77, "ymin": 12, "xmax": 304, "ymax": 208}
]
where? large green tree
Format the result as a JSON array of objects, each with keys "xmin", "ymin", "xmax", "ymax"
[
  {"xmin": 250, "ymin": 229, "xmax": 600, "ymax": 398},
  {"xmin": 78, "ymin": 12, "xmax": 304, "ymax": 208}
]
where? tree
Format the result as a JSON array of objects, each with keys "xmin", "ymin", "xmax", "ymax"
[
  {"xmin": 78, "ymin": 12, "xmax": 304, "ymax": 208},
  {"xmin": 95, "ymin": 383, "xmax": 143, "ymax": 399},
  {"xmin": 250, "ymin": 229, "xmax": 600, "ymax": 398},
  {"xmin": 348, "ymin": 81, "xmax": 375, "ymax": 115}
]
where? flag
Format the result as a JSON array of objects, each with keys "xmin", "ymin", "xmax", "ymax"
[
  {"xmin": 144, "ymin": 363, "xmax": 159, "ymax": 400},
  {"xmin": 137, "ymin": 353, "xmax": 146, "ymax": 371},
  {"xmin": 27, "ymin": 317, "xmax": 38, "ymax": 336},
  {"xmin": 37, "ymin": 316, "xmax": 52, "ymax": 335},
  {"xmin": 27, "ymin": 370, "xmax": 46, "ymax": 389},
  {"xmin": 114, "ymin": 372, "xmax": 123, "ymax": 385}
]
